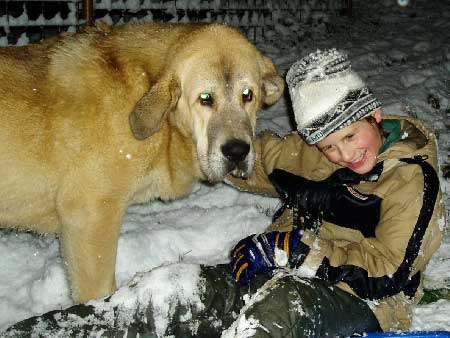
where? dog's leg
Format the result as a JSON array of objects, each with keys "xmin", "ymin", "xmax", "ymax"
[{"xmin": 56, "ymin": 182, "xmax": 126, "ymax": 303}]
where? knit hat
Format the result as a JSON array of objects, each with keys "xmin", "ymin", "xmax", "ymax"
[{"xmin": 286, "ymin": 49, "xmax": 381, "ymax": 144}]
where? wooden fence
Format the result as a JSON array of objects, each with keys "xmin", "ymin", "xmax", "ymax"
[{"xmin": 0, "ymin": 0, "xmax": 352, "ymax": 45}]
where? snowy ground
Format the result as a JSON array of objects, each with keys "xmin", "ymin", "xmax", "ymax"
[{"xmin": 1, "ymin": 0, "xmax": 450, "ymax": 334}]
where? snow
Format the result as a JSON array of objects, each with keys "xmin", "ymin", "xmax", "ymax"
[
  {"xmin": 1, "ymin": 0, "xmax": 450, "ymax": 335},
  {"xmin": 93, "ymin": 263, "xmax": 207, "ymax": 337}
]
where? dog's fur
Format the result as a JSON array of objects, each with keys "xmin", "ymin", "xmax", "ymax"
[{"xmin": 0, "ymin": 23, "xmax": 284, "ymax": 302}]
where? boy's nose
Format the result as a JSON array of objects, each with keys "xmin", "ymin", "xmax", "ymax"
[{"xmin": 339, "ymin": 147, "xmax": 354, "ymax": 162}]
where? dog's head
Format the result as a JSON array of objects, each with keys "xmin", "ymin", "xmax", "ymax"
[{"xmin": 129, "ymin": 24, "xmax": 284, "ymax": 182}]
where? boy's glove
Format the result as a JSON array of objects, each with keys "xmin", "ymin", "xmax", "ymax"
[
  {"xmin": 268, "ymin": 169, "xmax": 382, "ymax": 234},
  {"xmin": 230, "ymin": 230, "xmax": 302, "ymax": 285}
]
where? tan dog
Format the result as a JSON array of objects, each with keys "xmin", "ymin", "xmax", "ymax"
[{"xmin": 0, "ymin": 23, "xmax": 284, "ymax": 303}]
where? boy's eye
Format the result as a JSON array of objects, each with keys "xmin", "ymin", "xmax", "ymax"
[
  {"xmin": 242, "ymin": 88, "xmax": 253, "ymax": 102},
  {"xmin": 346, "ymin": 133, "xmax": 355, "ymax": 140},
  {"xmin": 199, "ymin": 92, "xmax": 213, "ymax": 106}
]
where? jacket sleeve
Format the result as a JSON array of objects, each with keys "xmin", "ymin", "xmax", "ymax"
[
  {"xmin": 290, "ymin": 160, "xmax": 442, "ymax": 301},
  {"xmin": 225, "ymin": 131, "xmax": 288, "ymax": 197},
  {"xmin": 226, "ymin": 131, "xmax": 329, "ymax": 197}
]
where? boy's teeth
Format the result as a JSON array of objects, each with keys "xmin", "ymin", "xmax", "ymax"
[{"xmin": 352, "ymin": 151, "xmax": 366, "ymax": 163}]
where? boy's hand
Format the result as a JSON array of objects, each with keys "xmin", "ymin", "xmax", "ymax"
[
  {"xmin": 269, "ymin": 169, "xmax": 381, "ymax": 232},
  {"xmin": 269, "ymin": 169, "xmax": 336, "ymax": 212},
  {"xmin": 230, "ymin": 230, "xmax": 302, "ymax": 285}
]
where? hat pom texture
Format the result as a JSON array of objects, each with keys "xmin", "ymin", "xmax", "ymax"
[{"xmin": 287, "ymin": 49, "xmax": 381, "ymax": 144}]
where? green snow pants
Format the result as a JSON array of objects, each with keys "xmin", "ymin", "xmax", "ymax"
[{"xmin": 3, "ymin": 264, "xmax": 381, "ymax": 338}]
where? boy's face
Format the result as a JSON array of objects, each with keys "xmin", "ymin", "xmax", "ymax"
[{"xmin": 316, "ymin": 110, "xmax": 383, "ymax": 175}]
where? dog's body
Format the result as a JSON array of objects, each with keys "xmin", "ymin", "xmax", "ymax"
[{"xmin": 0, "ymin": 23, "xmax": 284, "ymax": 302}]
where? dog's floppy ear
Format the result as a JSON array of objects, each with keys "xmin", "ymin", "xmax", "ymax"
[
  {"xmin": 129, "ymin": 75, "xmax": 180, "ymax": 140},
  {"xmin": 261, "ymin": 56, "xmax": 285, "ymax": 106}
]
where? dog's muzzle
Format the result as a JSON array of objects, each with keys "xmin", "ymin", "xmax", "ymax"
[{"xmin": 221, "ymin": 138, "xmax": 251, "ymax": 178}]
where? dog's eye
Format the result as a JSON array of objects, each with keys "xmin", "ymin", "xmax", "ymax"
[
  {"xmin": 242, "ymin": 88, "xmax": 253, "ymax": 102},
  {"xmin": 199, "ymin": 92, "xmax": 213, "ymax": 106}
]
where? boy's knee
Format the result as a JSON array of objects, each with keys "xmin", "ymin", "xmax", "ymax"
[{"xmin": 237, "ymin": 275, "xmax": 379, "ymax": 338}]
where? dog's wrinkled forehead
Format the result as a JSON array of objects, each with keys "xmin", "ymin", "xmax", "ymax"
[{"xmin": 178, "ymin": 53, "xmax": 260, "ymax": 96}]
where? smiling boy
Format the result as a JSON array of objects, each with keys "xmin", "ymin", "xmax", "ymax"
[{"xmin": 228, "ymin": 49, "xmax": 444, "ymax": 335}]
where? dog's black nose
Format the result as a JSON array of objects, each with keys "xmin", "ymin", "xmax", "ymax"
[{"xmin": 221, "ymin": 139, "xmax": 250, "ymax": 163}]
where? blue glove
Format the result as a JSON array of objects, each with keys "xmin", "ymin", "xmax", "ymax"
[{"xmin": 230, "ymin": 230, "xmax": 302, "ymax": 285}]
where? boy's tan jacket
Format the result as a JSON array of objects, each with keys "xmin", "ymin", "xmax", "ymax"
[{"xmin": 228, "ymin": 115, "xmax": 444, "ymax": 331}]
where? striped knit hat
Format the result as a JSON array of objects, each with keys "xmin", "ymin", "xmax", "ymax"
[{"xmin": 286, "ymin": 49, "xmax": 381, "ymax": 144}]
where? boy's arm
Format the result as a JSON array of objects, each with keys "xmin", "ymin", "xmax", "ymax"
[
  {"xmin": 231, "ymin": 161, "xmax": 443, "ymax": 301},
  {"xmin": 287, "ymin": 163, "xmax": 443, "ymax": 300},
  {"xmin": 226, "ymin": 131, "xmax": 323, "ymax": 197},
  {"xmin": 225, "ymin": 130, "xmax": 286, "ymax": 197}
]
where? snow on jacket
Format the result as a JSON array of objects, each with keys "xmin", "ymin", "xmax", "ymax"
[{"xmin": 227, "ymin": 115, "xmax": 445, "ymax": 331}]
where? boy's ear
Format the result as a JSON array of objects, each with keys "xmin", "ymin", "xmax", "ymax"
[{"xmin": 373, "ymin": 108, "xmax": 382, "ymax": 123}]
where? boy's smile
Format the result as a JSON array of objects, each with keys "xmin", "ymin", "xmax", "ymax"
[{"xmin": 346, "ymin": 149, "xmax": 368, "ymax": 170}]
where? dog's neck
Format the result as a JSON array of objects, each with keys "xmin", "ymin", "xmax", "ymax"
[{"xmin": 130, "ymin": 120, "xmax": 203, "ymax": 204}]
